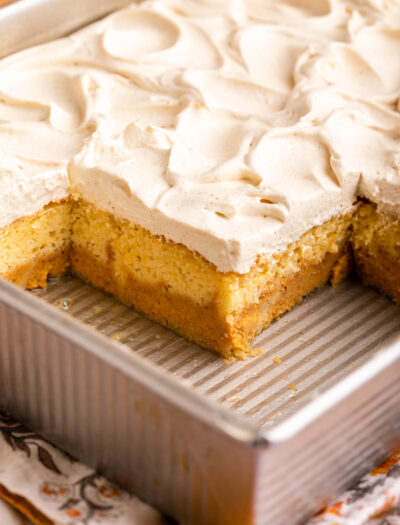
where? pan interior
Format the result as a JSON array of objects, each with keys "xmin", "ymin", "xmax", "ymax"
[{"xmin": 33, "ymin": 276, "xmax": 400, "ymax": 430}]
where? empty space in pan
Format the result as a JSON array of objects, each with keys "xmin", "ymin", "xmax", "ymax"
[{"xmin": 33, "ymin": 277, "xmax": 400, "ymax": 430}]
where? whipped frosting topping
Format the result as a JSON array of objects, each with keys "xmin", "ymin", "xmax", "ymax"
[{"xmin": 0, "ymin": 0, "xmax": 399, "ymax": 272}]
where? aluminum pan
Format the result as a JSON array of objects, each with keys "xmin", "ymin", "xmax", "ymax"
[
  {"xmin": 1, "ymin": 273, "xmax": 400, "ymax": 525},
  {"xmin": 0, "ymin": 0, "xmax": 399, "ymax": 446},
  {"xmin": 0, "ymin": 2, "xmax": 400, "ymax": 521},
  {"xmin": 0, "ymin": 0, "xmax": 132, "ymax": 58},
  {"xmin": 1, "ymin": 272, "xmax": 399, "ymax": 446},
  {"xmin": 1, "ymin": 275, "xmax": 400, "ymax": 525},
  {"xmin": 33, "ymin": 276, "xmax": 400, "ymax": 442},
  {"xmin": 267, "ymin": 331, "xmax": 400, "ymax": 442}
]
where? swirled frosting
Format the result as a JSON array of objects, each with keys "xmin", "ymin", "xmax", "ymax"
[{"xmin": 0, "ymin": 0, "xmax": 399, "ymax": 272}]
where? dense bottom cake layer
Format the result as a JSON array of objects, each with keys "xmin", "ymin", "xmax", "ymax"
[
  {"xmin": 71, "ymin": 200, "xmax": 353, "ymax": 357},
  {"xmin": 354, "ymin": 248, "xmax": 400, "ymax": 303},
  {"xmin": 4, "ymin": 249, "xmax": 70, "ymax": 289},
  {"xmin": 72, "ymin": 244, "xmax": 351, "ymax": 358},
  {"xmin": 71, "ymin": 243, "xmax": 234, "ymax": 354},
  {"xmin": 0, "ymin": 199, "xmax": 398, "ymax": 357}
]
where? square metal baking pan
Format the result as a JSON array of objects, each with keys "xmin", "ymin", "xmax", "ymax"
[{"xmin": 0, "ymin": 2, "xmax": 400, "ymax": 524}]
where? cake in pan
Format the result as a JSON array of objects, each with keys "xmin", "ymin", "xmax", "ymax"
[{"xmin": 0, "ymin": 0, "xmax": 399, "ymax": 358}]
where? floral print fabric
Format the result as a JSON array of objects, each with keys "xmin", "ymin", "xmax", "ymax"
[
  {"xmin": 0, "ymin": 412, "xmax": 163, "ymax": 525},
  {"xmin": 309, "ymin": 452, "xmax": 400, "ymax": 525}
]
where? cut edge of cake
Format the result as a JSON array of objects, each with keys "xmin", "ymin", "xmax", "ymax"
[
  {"xmin": 352, "ymin": 202, "xmax": 400, "ymax": 304},
  {"xmin": 0, "ymin": 200, "xmax": 71, "ymax": 289},
  {"xmin": 70, "ymin": 199, "xmax": 354, "ymax": 358},
  {"xmin": 6, "ymin": 197, "xmax": 400, "ymax": 359}
]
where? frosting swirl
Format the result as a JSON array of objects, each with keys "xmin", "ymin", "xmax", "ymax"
[{"xmin": 0, "ymin": 0, "xmax": 399, "ymax": 272}]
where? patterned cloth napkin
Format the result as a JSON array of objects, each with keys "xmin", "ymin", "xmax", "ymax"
[
  {"xmin": 0, "ymin": 412, "xmax": 164, "ymax": 524},
  {"xmin": 309, "ymin": 451, "xmax": 400, "ymax": 525},
  {"xmin": 1, "ymin": 410, "xmax": 399, "ymax": 525}
]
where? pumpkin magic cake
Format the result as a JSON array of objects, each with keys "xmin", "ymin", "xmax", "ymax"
[{"xmin": 0, "ymin": 0, "xmax": 399, "ymax": 358}]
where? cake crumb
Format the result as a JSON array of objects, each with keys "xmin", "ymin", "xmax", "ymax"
[
  {"xmin": 155, "ymin": 334, "xmax": 162, "ymax": 339},
  {"xmin": 112, "ymin": 333, "xmax": 123, "ymax": 341},
  {"xmin": 230, "ymin": 397, "xmax": 239, "ymax": 402},
  {"xmin": 273, "ymin": 355, "xmax": 282, "ymax": 364},
  {"xmin": 288, "ymin": 383, "xmax": 297, "ymax": 392},
  {"xmin": 233, "ymin": 348, "xmax": 247, "ymax": 360},
  {"xmin": 283, "ymin": 375, "xmax": 289, "ymax": 380},
  {"xmin": 248, "ymin": 347, "xmax": 263, "ymax": 358}
]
